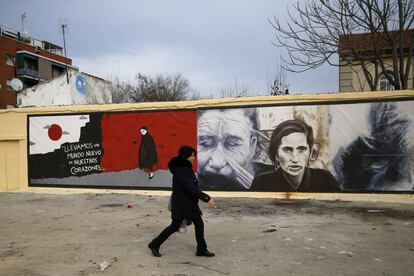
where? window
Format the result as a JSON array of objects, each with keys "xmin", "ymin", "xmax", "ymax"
[
  {"xmin": 378, "ymin": 72, "xmax": 394, "ymax": 91},
  {"xmin": 5, "ymin": 54, "xmax": 15, "ymax": 66},
  {"xmin": 24, "ymin": 57, "xmax": 38, "ymax": 71}
]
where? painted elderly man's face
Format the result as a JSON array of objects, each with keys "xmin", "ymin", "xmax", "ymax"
[
  {"xmin": 277, "ymin": 132, "xmax": 311, "ymax": 178},
  {"xmin": 198, "ymin": 110, "xmax": 256, "ymax": 178}
]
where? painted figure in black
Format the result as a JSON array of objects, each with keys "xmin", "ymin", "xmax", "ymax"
[
  {"xmin": 251, "ymin": 119, "xmax": 339, "ymax": 192},
  {"xmin": 138, "ymin": 126, "xmax": 158, "ymax": 179},
  {"xmin": 148, "ymin": 146, "xmax": 217, "ymax": 257},
  {"xmin": 334, "ymin": 102, "xmax": 412, "ymax": 191}
]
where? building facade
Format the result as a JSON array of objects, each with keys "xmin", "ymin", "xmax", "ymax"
[
  {"xmin": 17, "ymin": 68, "xmax": 112, "ymax": 107},
  {"xmin": 0, "ymin": 25, "xmax": 76, "ymax": 109},
  {"xmin": 339, "ymin": 30, "xmax": 414, "ymax": 92},
  {"xmin": 339, "ymin": 58, "xmax": 414, "ymax": 92}
]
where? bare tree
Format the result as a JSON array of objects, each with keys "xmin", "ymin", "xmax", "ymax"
[
  {"xmin": 200, "ymin": 79, "xmax": 251, "ymax": 99},
  {"xmin": 110, "ymin": 77, "xmax": 135, "ymax": 103},
  {"xmin": 218, "ymin": 79, "xmax": 250, "ymax": 98},
  {"xmin": 269, "ymin": 64, "xmax": 289, "ymax": 95},
  {"xmin": 111, "ymin": 73, "xmax": 196, "ymax": 103},
  {"xmin": 270, "ymin": 0, "xmax": 414, "ymax": 91}
]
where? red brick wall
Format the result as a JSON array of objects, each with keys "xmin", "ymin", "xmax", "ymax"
[{"xmin": 0, "ymin": 36, "xmax": 72, "ymax": 108}]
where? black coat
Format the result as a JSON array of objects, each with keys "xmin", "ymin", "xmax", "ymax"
[
  {"xmin": 168, "ymin": 157, "xmax": 210, "ymax": 219},
  {"xmin": 250, "ymin": 167, "xmax": 340, "ymax": 192}
]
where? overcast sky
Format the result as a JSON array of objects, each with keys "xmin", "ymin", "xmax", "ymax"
[{"xmin": 1, "ymin": 0, "xmax": 338, "ymax": 97}]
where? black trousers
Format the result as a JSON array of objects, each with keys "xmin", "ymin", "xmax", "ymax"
[{"xmin": 151, "ymin": 216, "xmax": 207, "ymax": 250}]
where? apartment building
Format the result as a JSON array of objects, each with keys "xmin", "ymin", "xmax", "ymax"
[{"xmin": 0, "ymin": 25, "xmax": 77, "ymax": 108}]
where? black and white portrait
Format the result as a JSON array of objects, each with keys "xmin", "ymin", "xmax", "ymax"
[
  {"xmin": 197, "ymin": 108, "xmax": 260, "ymax": 190},
  {"xmin": 331, "ymin": 102, "xmax": 414, "ymax": 191},
  {"xmin": 251, "ymin": 119, "xmax": 339, "ymax": 192}
]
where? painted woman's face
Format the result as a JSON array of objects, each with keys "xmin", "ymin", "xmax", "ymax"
[
  {"xmin": 140, "ymin": 129, "xmax": 147, "ymax": 135},
  {"xmin": 277, "ymin": 132, "xmax": 311, "ymax": 177}
]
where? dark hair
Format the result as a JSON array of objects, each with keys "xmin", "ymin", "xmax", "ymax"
[
  {"xmin": 268, "ymin": 119, "xmax": 314, "ymax": 163},
  {"xmin": 178, "ymin": 146, "xmax": 196, "ymax": 160},
  {"xmin": 140, "ymin": 126, "xmax": 148, "ymax": 131}
]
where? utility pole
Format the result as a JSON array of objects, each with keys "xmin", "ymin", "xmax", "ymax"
[
  {"xmin": 60, "ymin": 22, "xmax": 69, "ymax": 84},
  {"xmin": 21, "ymin": 12, "xmax": 26, "ymax": 34}
]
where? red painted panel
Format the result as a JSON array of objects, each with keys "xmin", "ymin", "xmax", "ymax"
[{"xmin": 100, "ymin": 111, "xmax": 197, "ymax": 172}]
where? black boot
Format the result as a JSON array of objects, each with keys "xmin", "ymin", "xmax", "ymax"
[
  {"xmin": 148, "ymin": 242, "xmax": 161, "ymax": 257},
  {"xmin": 196, "ymin": 249, "xmax": 215, "ymax": 257}
]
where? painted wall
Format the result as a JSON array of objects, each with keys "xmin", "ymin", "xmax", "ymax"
[
  {"xmin": 0, "ymin": 111, "xmax": 27, "ymax": 191},
  {"xmin": 17, "ymin": 69, "xmax": 112, "ymax": 107},
  {"xmin": 1, "ymin": 90, "xmax": 413, "ymax": 193},
  {"xmin": 27, "ymin": 99, "xmax": 414, "ymax": 192},
  {"xmin": 198, "ymin": 102, "xmax": 414, "ymax": 192},
  {"xmin": 29, "ymin": 111, "xmax": 197, "ymax": 188}
]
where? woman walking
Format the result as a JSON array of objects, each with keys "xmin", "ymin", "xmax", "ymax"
[{"xmin": 148, "ymin": 146, "xmax": 216, "ymax": 257}]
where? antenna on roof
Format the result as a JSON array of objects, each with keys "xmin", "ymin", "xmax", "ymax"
[
  {"xmin": 20, "ymin": 12, "xmax": 29, "ymax": 39},
  {"xmin": 59, "ymin": 18, "xmax": 69, "ymax": 84},
  {"xmin": 21, "ymin": 12, "xmax": 26, "ymax": 34}
]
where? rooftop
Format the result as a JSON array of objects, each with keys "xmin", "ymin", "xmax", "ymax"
[
  {"xmin": 0, "ymin": 24, "xmax": 64, "ymax": 56},
  {"xmin": 339, "ymin": 29, "xmax": 414, "ymax": 57}
]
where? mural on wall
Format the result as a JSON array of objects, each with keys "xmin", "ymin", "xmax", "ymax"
[
  {"xmin": 250, "ymin": 118, "xmax": 339, "ymax": 192},
  {"xmin": 28, "ymin": 99, "xmax": 414, "ymax": 192},
  {"xmin": 197, "ymin": 100, "xmax": 414, "ymax": 192},
  {"xmin": 29, "ymin": 110, "xmax": 197, "ymax": 187},
  {"xmin": 197, "ymin": 106, "xmax": 335, "ymax": 191},
  {"xmin": 75, "ymin": 74, "xmax": 88, "ymax": 94},
  {"xmin": 197, "ymin": 108, "xmax": 262, "ymax": 190},
  {"xmin": 29, "ymin": 113, "xmax": 103, "ymax": 179},
  {"xmin": 330, "ymin": 101, "xmax": 414, "ymax": 191},
  {"xmin": 72, "ymin": 72, "xmax": 112, "ymax": 104}
]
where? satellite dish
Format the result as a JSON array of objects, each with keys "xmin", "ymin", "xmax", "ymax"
[{"xmin": 10, "ymin": 78, "xmax": 24, "ymax": 92}]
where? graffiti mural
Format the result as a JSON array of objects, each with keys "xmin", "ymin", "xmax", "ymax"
[
  {"xmin": 197, "ymin": 100, "xmax": 414, "ymax": 192},
  {"xmin": 28, "ymin": 99, "xmax": 414, "ymax": 192},
  {"xmin": 197, "ymin": 108, "xmax": 260, "ymax": 190},
  {"xmin": 29, "ymin": 110, "xmax": 197, "ymax": 188},
  {"xmin": 250, "ymin": 119, "xmax": 339, "ymax": 192},
  {"xmin": 330, "ymin": 101, "xmax": 414, "ymax": 191}
]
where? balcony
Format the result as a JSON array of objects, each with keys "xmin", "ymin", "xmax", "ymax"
[
  {"xmin": 16, "ymin": 68, "xmax": 39, "ymax": 78},
  {"xmin": 1, "ymin": 25, "xmax": 65, "ymax": 57}
]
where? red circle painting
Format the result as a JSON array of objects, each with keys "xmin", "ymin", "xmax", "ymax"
[{"xmin": 48, "ymin": 124, "xmax": 63, "ymax": 141}]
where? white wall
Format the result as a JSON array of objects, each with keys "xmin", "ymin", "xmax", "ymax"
[{"xmin": 17, "ymin": 69, "xmax": 112, "ymax": 107}]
